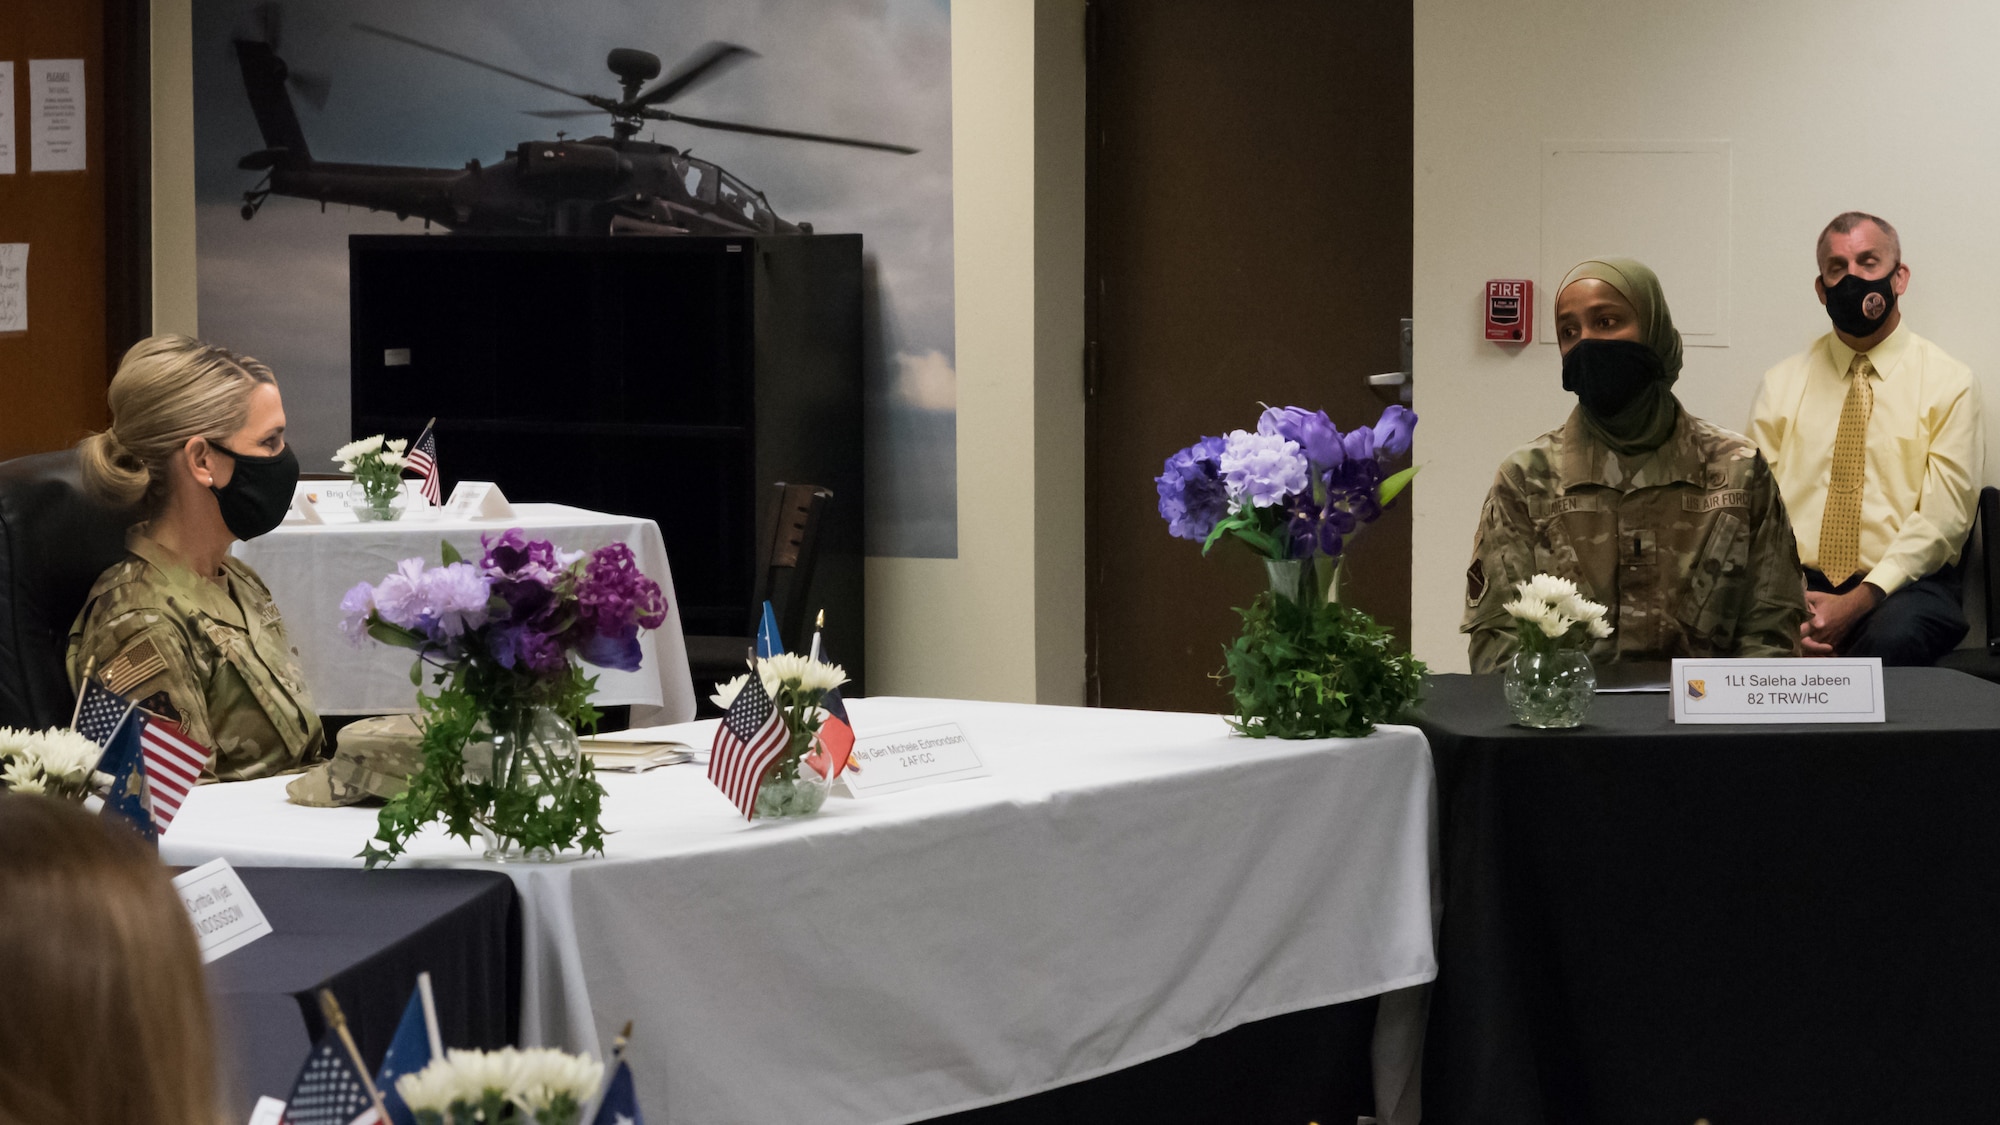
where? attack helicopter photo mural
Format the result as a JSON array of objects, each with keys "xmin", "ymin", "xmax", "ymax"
[{"xmin": 231, "ymin": 7, "xmax": 918, "ymax": 236}]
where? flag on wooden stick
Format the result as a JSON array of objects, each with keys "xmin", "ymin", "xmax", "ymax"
[{"xmin": 708, "ymin": 673, "xmax": 789, "ymax": 818}]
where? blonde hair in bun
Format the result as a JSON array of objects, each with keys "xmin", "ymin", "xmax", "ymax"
[{"xmin": 76, "ymin": 334, "xmax": 277, "ymax": 514}]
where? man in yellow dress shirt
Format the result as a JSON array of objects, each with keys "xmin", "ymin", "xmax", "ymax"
[{"xmin": 1748, "ymin": 211, "xmax": 1984, "ymax": 664}]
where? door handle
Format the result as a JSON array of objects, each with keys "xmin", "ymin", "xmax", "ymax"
[{"xmin": 1367, "ymin": 318, "xmax": 1413, "ymax": 404}]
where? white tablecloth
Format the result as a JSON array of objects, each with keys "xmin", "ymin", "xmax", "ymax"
[
  {"xmin": 233, "ymin": 502, "xmax": 695, "ymax": 725},
  {"xmin": 160, "ymin": 697, "xmax": 1436, "ymax": 1124}
]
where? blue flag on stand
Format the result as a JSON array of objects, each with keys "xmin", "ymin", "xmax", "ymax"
[
  {"xmin": 374, "ymin": 986, "xmax": 436, "ymax": 1125},
  {"xmin": 75, "ymin": 680, "xmax": 154, "ymax": 842},
  {"xmin": 755, "ymin": 600, "xmax": 784, "ymax": 658},
  {"xmin": 590, "ymin": 1059, "xmax": 644, "ymax": 1125}
]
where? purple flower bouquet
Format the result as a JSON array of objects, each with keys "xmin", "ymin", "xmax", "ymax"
[
  {"xmin": 1156, "ymin": 404, "xmax": 1426, "ymax": 738},
  {"xmin": 344, "ymin": 529, "xmax": 669, "ymax": 865}
]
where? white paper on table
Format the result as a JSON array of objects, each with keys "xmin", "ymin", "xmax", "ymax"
[
  {"xmin": 0, "ymin": 63, "xmax": 16, "ymax": 175},
  {"xmin": 0, "ymin": 244, "xmax": 25, "ymax": 333},
  {"xmin": 28, "ymin": 60, "xmax": 85, "ymax": 172},
  {"xmin": 445, "ymin": 480, "xmax": 516, "ymax": 520},
  {"xmin": 245, "ymin": 1096, "xmax": 286, "ymax": 1125}
]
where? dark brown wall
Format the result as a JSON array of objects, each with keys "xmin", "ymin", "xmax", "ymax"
[
  {"xmin": 1086, "ymin": 0, "xmax": 1415, "ymax": 712},
  {"xmin": 0, "ymin": 0, "xmax": 146, "ymax": 460}
]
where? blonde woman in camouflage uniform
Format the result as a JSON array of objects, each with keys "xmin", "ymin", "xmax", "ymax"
[
  {"xmin": 66, "ymin": 335, "xmax": 324, "ymax": 781},
  {"xmin": 1461, "ymin": 258, "xmax": 1808, "ymax": 674}
]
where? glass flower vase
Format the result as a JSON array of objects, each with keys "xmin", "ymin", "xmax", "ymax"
[
  {"xmin": 1502, "ymin": 648, "xmax": 1597, "ymax": 729},
  {"xmin": 347, "ymin": 483, "xmax": 406, "ymax": 522},
  {"xmin": 461, "ymin": 706, "xmax": 584, "ymax": 860},
  {"xmin": 751, "ymin": 723, "xmax": 832, "ymax": 820}
]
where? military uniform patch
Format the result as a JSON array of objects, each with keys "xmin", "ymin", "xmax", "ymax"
[
  {"xmin": 1466, "ymin": 559, "xmax": 1487, "ymax": 606},
  {"xmin": 101, "ymin": 638, "xmax": 168, "ymax": 696}
]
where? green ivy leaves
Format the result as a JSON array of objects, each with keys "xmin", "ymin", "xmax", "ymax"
[{"xmin": 1219, "ymin": 593, "xmax": 1427, "ymax": 740}]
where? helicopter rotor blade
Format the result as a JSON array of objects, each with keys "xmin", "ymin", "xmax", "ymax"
[
  {"xmin": 256, "ymin": 2, "xmax": 283, "ymax": 50},
  {"xmin": 632, "ymin": 42, "xmax": 756, "ymax": 108},
  {"xmin": 522, "ymin": 109, "xmax": 603, "ymax": 119},
  {"xmin": 289, "ymin": 69, "xmax": 333, "ymax": 111},
  {"xmin": 351, "ymin": 22, "xmax": 594, "ymax": 103},
  {"xmin": 650, "ymin": 109, "xmax": 918, "ymax": 154}
]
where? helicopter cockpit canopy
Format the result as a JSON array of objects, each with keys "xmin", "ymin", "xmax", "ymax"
[{"xmin": 716, "ymin": 168, "xmax": 773, "ymax": 232}]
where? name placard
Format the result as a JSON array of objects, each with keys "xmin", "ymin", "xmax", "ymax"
[
  {"xmin": 840, "ymin": 720, "xmax": 990, "ymax": 797},
  {"xmin": 1671, "ymin": 658, "xmax": 1885, "ymax": 724},
  {"xmin": 445, "ymin": 480, "xmax": 515, "ymax": 520},
  {"xmin": 284, "ymin": 481, "xmax": 325, "ymax": 525},
  {"xmin": 172, "ymin": 857, "xmax": 273, "ymax": 962}
]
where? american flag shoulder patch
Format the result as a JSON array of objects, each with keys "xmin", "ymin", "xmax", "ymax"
[{"xmin": 102, "ymin": 638, "xmax": 168, "ymax": 696}]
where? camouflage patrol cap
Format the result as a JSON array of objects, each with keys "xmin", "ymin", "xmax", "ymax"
[{"xmin": 285, "ymin": 714, "xmax": 424, "ymax": 807}]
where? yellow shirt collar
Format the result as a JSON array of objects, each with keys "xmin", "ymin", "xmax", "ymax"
[{"xmin": 1826, "ymin": 320, "xmax": 1913, "ymax": 380}]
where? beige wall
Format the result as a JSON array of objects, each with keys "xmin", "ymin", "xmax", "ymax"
[
  {"xmin": 148, "ymin": 0, "xmax": 1088, "ymax": 703},
  {"xmin": 1413, "ymin": 0, "xmax": 2000, "ymax": 670}
]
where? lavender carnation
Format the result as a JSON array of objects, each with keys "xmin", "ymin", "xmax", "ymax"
[
  {"xmin": 420, "ymin": 562, "xmax": 493, "ymax": 639},
  {"xmin": 338, "ymin": 581, "xmax": 376, "ymax": 646},
  {"xmin": 1155, "ymin": 436, "xmax": 1230, "ymax": 541},
  {"xmin": 371, "ymin": 558, "xmax": 431, "ymax": 631},
  {"xmin": 1219, "ymin": 430, "xmax": 1309, "ymax": 510}
]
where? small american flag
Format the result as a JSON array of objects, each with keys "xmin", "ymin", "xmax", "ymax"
[
  {"xmin": 138, "ymin": 713, "xmax": 208, "ymax": 832},
  {"xmin": 708, "ymin": 674, "xmax": 790, "ymax": 818},
  {"xmin": 74, "ymin": 678, "xmax": 139, "ymax": 749},
  {"xmin": 281, "ymin": 1034, "xmax": 383, "ymax": 1125},
  {"xmin": 406, "ymin": 423, "xmax": 440, "ymax": 506}
]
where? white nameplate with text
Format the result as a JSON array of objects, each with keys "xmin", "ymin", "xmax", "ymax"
[
  {"xmin": 445, "ymin": 480, "xmax": 516, "ymax": 520},
  {"xmin": 1671, "ymin": 658, "xmax": 1885, "ymax": 724},
  {"xmin": 840, "ymin": 720, "xmax": 990, "ymax": 797},
  {"xmin": 172, "ymin": 858, "xmax": 273, "ymax": 962}
]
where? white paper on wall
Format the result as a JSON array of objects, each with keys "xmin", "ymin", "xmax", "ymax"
[
  {"xmin": 28, "ymin": 59, "xmax": 85, "ymax": 173},
  {"xmin": 0, "ymin": 62, "xmax": 17, "ymax": 175},
  {"xmin": 0, "ymin": 244, "xmax": 26, "ymax": 333}
]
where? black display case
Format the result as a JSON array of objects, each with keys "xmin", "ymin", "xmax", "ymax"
[{"xmin": 349, "ymin": 234, "xmax": 864, "ymax": 690}]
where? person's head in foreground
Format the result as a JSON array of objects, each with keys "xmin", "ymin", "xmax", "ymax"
[
  {"xmin": 78, "ymin": 333, "xmax": 297, "ymax": 553},
  {"xmin": 1553, "ymin": 256, "xmax": 1683, "ymax": 454},
  {"xmin": 0, "ymin": 794, "xmax": 218, "ymax": 1125}
]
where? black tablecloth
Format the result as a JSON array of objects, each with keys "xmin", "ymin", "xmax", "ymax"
[
  {"xmin": 1415, "ymin": 667, "xmax": 2000, "ymax": 1125},
  {"xmin": 205, "ymin": 868, "xmax": 520, "ymax": 1119}
]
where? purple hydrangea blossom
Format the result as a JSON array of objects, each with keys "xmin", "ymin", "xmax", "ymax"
[
  {"xmin": 569, "ymin": 544, "xmax": 670, "ymax": 672},
  {"xmin": 1155, "ymin": 436, "xmax": 1230, "ymax": 542},
  {"xmin": 1219, "ymin": 429, "xmax": 1310, "ymax": 510},
  {"xmin": 1257, "ymin": 406, "xmax": 1345, "ymax": 470}
]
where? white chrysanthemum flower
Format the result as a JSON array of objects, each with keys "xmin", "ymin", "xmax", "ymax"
[
  {"xmin": 0, "ymin": 726, "xmax": 34, "ymax": 760},
  {"xmin": 1537, "ymin": 613, "xmax": 1575, "ymax": 639},
  {"xmin": 378, "ymin": 451, "xmax": 408, "ymax": 469},
  {"xmin": 8, "ymin": 774, "xmax": 45, "ymax": 796},
  {"xmin": 395, "ymin": 1060, "xmax": 468, "ymax": 1114},
  {"xmin": 509, "ymin": 1047, "xmax": 604, "ymax": 1113},
  {"xmin": 3, "ymin": 757, "xmax": 38, "ymax": 790},
  {"xmin": 760, "ymin": 652, "xmax": 848, "ymax": 694},
  {"xmin": 1523, "ymin": 574, "xmax": 1578, "ymax": 603},
  {"xmin": 26, "ymin": 729, "xmax": 103, "ymax": 784},
  {"xmin": 385, "ymin": 437, "xmax": 408, "ymax": 454},
  {"xmin": 1586, "ymin": 617, "xmax": 1614, "ymax": 639},
  {"xmin": 332, "ymin": 435, "xmax": 385, "ymax": 463},
  {"xmin": 710, "ymin": 673, "xmax": 750, "ymax": 710}
]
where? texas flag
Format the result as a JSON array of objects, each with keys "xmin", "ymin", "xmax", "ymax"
[{"xmin": 805, "ymin": 686, "xmax": 855, "ymax": 780}]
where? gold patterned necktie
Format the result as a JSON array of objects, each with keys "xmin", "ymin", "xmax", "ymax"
[{"xmin": 1817, "ymin": 352, "xmax": 1875, "ymax": 585}]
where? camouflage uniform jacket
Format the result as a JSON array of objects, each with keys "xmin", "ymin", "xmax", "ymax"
[
  {"xmin": 1462, "ymin": 408, "xmax": 1808, "ymax": 674},
  {"xmin": 67, "ymin": 530, "xmax": 325, "ymax": 781}
]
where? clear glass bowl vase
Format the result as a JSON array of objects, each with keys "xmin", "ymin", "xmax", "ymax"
[
  {"xmin": 1502, "ymin": 648, "xmax": 1597, "ymax": 729},
  {"xmin": 461, "ymin": 706, "xmax": 584, "ymax": 860}
]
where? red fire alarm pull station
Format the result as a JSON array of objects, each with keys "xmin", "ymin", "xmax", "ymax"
[{"xmin": 1485, "ymin": 279, "xmax": 1532, "ymax": 343}]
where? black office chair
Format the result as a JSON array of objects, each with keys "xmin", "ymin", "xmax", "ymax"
[
  {"xmin": 0, "ymin": 450, "xmax": 139, "ymax": 729},
  {"xmin": 1938, "ymin": 486, "xmax": 2000, "ymax": 683},
  {"xmin": 684, "ymin": 482, "xmax": 834, "ymax": 712}
]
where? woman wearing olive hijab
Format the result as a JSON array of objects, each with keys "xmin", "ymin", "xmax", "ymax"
[{"xmin": 1461, "ymin": 257, "xmax": 1807, "ymax": 673}]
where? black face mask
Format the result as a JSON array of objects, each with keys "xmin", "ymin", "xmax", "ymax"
[
  {"xmin": 1821, "ymin": 268, "xmax": 1900, "ymax": 338},
  {"xmin": 1561, "ymin": 338, "xmax": 1666, "ymax": 417},
  {"xmin": 209, "ymin": 443, "xmax": 299, "ymax": 541}
]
